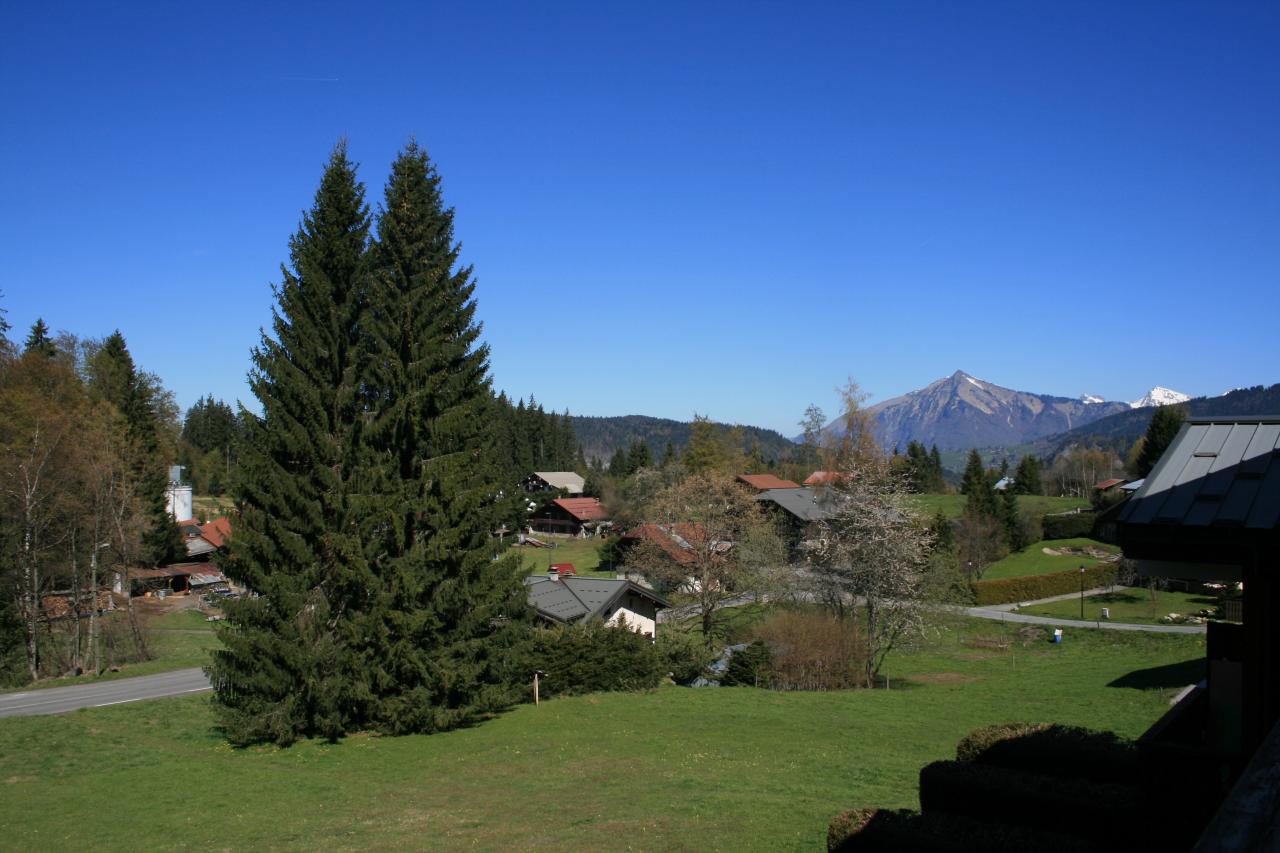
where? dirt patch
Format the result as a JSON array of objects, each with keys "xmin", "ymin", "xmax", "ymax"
[
  {"xmin": 906, "ymin": 672, "xmax": 981, "ymax": 685},
  {"xmin": 6, "ymin": 775, "xmax": 37, "ymax": 784}
]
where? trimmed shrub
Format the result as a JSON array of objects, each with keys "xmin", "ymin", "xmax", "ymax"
[
  {"xmin": 919, "ymin": 760, "xmax": 1141, "ymax": 844},
  {"xmin": 509, "ymin": 622, "xmax": 662, "ymax": 700},
  {"xmin": 655, "ymin": 628, "xmax": 714, "ymax": 684},
  {"xmin": 749, "ymin": 609, "xmax": 866, "ymax": 690},
  {"xmin": 826, "ymin": 807, "xmax": 1093, "ymax": 853},
  {"xmin": 955, "ymin": 723, "xmax": 1139, "ymax": 783},
  {"xmin": 971, "ymin": 563, "xmax": 1117, "ymax": 606},
  {"xmin": 721, "ymin": 640, "xmax": 772, "ymax": 687},
  {"xmin": 1041, "ymin": 511, "xmax": 1096, "ymax": 540}
]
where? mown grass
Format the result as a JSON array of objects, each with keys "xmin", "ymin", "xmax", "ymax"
[
  {"xmin": 1019, "ymin": 588, "xmax": 1222, "ymax": 625},
  {"xmin": 512, "ymin": 536, "xmax": 610, "ymax": 576},
  {"xmin": 0, "ymin": 617, "xmax": 1202, "ymax": 851},
  {"xmin": 980, "ymin": 538, "xmax": 1120, "ymax": 581},
  {"xmin": 910, "ymin": 494, "xmax": 1089, "ymax": 519}
]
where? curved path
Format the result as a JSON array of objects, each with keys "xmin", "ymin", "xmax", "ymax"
[
  {"xmin": 961, "ymin": 606, "xmax": 1205, "ymax": 634},
  {"xmin": 0, "ymin": 667, "xmax": 210, "ymax": 718}
]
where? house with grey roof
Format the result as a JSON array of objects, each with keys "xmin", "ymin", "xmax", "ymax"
[
  {"xmin": 524, "ymin": 571, "xmax": 670, "ymax": 637},
  {"xmin": 1117, "ymin": 415, "xmax": 1280, "ymax": 848},
  {"xmin": 523, "ymin": 471, "xmax": 586, "ymax": 495}
]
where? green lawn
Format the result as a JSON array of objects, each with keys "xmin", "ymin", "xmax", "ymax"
[
  {"xmin": 0, "ymin": 617, "xmax": 1202, "ymax": 851},
  {"xmin": 1019, "ymin": 587, "xmax": 1223, "ymax": 625},
  {"xmin": 980, "ymin": 538, "xmax": 1120, "ymax": 581},
  {"xmin": 512, "ymin": 536, "xmax": 610, "ymax": 576},
  {"xmin": 910, "ymin": 493, "xmax": 1090, "ymax": 519}
]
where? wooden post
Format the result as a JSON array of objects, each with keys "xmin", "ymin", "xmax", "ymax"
[{"xmin": 533, "ymin": 672, "xmax": 540, "ymax": 707}]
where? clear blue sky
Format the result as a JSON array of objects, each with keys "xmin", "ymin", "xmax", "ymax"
[{"xmin": 3, "ymin": 2, "xmax": 1277, "ymax": 434}]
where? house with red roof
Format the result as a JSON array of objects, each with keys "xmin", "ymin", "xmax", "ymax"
[
  {"xmin": 529, "ymin": 497, "xmax": 610, "ymax": 537},
  {"xmin": 736, "ymin": 473, "xmax": 800, "ymax": 491}
]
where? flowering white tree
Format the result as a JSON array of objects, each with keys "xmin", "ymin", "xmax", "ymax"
[{"xmin": 809, "ymin": 461, "xmax": 933, "ymax": 687}]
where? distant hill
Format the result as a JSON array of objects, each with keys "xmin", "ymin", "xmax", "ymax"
[
  {"xmin": 1029, "ymin": 383, "xmax": 1280, "ymax": 459},
  {"xmin": 571, "ymin": 415, "xmax": 797, "ymax": 465},
  {"xmin": 834, "ymin": 370, "xmax": 1131, "ymax": 452}
]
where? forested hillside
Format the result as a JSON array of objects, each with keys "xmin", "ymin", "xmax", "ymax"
[
  {"xmin": 571, "ymin": 415, "xmax": 797, "ymax": 466},
  {"xmin": 1030, "ymin": 384, "xmax": 1280, "ymax": 458}
]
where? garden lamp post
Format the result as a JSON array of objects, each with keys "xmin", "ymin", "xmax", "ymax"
[{"xmin": 1079, "ymin": 565, "xmax": 1085, "ymax": 620}]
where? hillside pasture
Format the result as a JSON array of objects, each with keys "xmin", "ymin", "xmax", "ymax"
[
  {"xmin": 980, "ymin": 538, "xmax": 1120, "ymax": 581},
  {"xmin": 0, "ymin": 618, "xmax": 1202, "ymax": 851},
  {"xmin": 910, "ymin": 494, "xmax": 1089, "ymax": 519}
]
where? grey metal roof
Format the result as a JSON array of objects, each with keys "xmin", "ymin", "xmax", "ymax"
[
  {"xmin": 532, "ymin": 472, "xmax": 585, "ymax": 494},
  {"xmin": 755, "ymin": 487, "xmax": 837, "ymax": 522},
  {"xmin": 1118, "ymin": 417, "xmax": 1280, "ymax": 530},
  {"xmin": 523, "ymin": 575, "xmax": 670, "ymax": 623}
]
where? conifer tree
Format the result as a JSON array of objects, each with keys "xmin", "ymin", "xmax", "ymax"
[
  {"xmin": 361, "ymin": 141, "xmax": 528, "ymax": 734},
  {"xmin": 23, "ymin": 319, "xmax": 57, "ymax": 358},
  {"xmin": 960, "ymin": 449, "xmax": 998, "ymax": 519},
  {"xmin": 208, "ymin": 144, "xmax": 376, "ymax": 745},
  {"xmin": 1011, "ymin": 454, "xmax": 1043, "ymax": 495},
  {"xmin": 1135, "ymin": 405, "xmax": 1187, "ymax": 478}
]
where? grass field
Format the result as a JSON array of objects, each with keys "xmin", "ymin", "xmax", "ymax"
[
  {"xmin": 512, "ymin": 536, "xmax": 609, "ymax": 576},
  {"xmin": 1019, "ymin": 587, "xmax": 1223, "ymax": 625},
  {"xmin": 0, "ymin": 617, "xmax": 1203, "ymax": 851},
  {"xmin": 910, "ymin": 493, "xmax": 1090, "ymax": 519},
  {"xmin": 980, "ymin": 538, "xmax": 1120, "ymax": 581}
]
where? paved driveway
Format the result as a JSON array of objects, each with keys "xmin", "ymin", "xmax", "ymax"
[{"xmin": 0, "ymin": 667, "xmax": 210, "ymax": 718}]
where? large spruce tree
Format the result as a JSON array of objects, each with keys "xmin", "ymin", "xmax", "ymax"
[
  {"xmin": 1134, "ymin": 404, "xmax": 1187, "ymax": 478},
  {"xmin": 359, "ymin": 141, "xmax": 529, "ymax": 733},
  {"xmin": 208, "ymin": 144, "xmax": 377, "ymax": 744}
]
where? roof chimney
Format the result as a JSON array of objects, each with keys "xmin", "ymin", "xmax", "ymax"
[{"xmin": 548, "ymin": 568, "xmax": 560, "ymax": 582}]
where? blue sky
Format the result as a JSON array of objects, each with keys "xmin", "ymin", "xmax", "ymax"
[{"xmin": 3, "ymin": 2, "xmax": 1277, "ymax": 434}]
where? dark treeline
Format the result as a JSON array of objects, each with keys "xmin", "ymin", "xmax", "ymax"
[{"xmin": 492, "ymin": 394, "xmax": 585, "ymax": 477}]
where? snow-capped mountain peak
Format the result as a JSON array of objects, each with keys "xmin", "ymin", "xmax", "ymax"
[
  {"xmin": 1080, "ymin": 394, "xmax": 1105, "ymax": 404},
  {"xmin": 1130, "ymin": 386, "xmax": 1191, "ymax": 409}
]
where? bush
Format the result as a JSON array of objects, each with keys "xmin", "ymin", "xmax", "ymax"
[
  {"xmin": 509, "ymin": 622, "xmax": 662, "ymax": 700},
  {"xmin": 826, "ymin": 807, "xmax": 1093, "ymax": 853},
  {"xmin": 918, "ymin": 760, "xmax": 1141, "ymax": 843},
  {"xmin": 1010, "ymin": 508, "xmax": 1043, "ymax": 552},
  {"xmin": 1041, "ymin": 512, "xmax": 1096, "ymax": 540},
  {"xmin": 971, "ymin": 563, "xmax": 1117, "ymax": 606},
  {"xmin": 749, "ymin": 609, "xmax": 866, "ymax": 690},
  {"xmin": 721, "ymin": 640, "xmax": 772, "ymax": 687},
  {"xmin": 655, "ymin": 628, "xmax": 714, "ymax": 684},
  {"xmin": 955, "ymin": 723, "xmax": 1139, "ymax": 783}
]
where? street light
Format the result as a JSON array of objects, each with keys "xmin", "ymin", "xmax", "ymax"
[{"xmin": 1079, "ymin": 565, "xmax": 1086, "ymax": 620}]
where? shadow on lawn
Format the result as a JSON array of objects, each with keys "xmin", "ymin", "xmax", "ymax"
[{"xmin": 1107, "ymin": 658, "xmax": 1205, "ymax": 691}]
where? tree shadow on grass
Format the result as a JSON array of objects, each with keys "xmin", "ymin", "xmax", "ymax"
[{"xmin": 1108, "ymin": 658, "xmax": 1205, "ymax": 690}]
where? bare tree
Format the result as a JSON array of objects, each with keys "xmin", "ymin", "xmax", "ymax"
[
  {"xmin": 624, "ymin": 472, "xmax": 784, "ymax": 649},
  {"xmin": 809, "ymin": 460, "xmax": 933, "ymax": 687}
]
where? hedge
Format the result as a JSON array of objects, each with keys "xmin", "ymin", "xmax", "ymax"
[
  {"xmin": 955, "ymin": 723, "xmax": 1140, "ymax": 783},
  {"xmin": 918, "ymin": 760, "xmax": 1142, "ymax": 845},
  {"xmin": 971, "ymin": 563, "xmax": 1117, "ymax": 606},
  {"xmin": 826, "ymin": 807, "xmax": 1093, "ymax": 853},
  {"xmin": 1041, "ymin": 511, "xmax": 1097, "ymax": 540}
]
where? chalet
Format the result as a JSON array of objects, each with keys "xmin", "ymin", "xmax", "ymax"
[
  {"xmin": 523, "ymin": 471, "xmax": 586, "ymax": 495},
  {"xmin": 529, "ymin": 497, "xmax": 609, "ymax": 537},
  {"xmin": 1115, "ymin": 415, "xmax": 1280, "ymax": 847},
  {"xmin": 524, "ymin": 571, "xmax": 670, "ymax": 637},
  {"xmin": 736, "ymin": 473, "xmax": 800, "ymax": 491}
]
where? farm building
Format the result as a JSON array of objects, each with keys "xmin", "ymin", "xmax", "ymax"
[{"xmin": 523, "ymin": 471, "xmax": 586, "ymax": 495}]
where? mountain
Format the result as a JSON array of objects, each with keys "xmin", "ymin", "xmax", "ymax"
[
  {"xmin": 1130, "ymin": 386, "xmax": 1191, "ymax": 409},
  {"xmin": 571, "ymin": 415, "xmax": 797, "ymax": 465},
  {"xmin": 1031, "ymin": 383, "xmax": 1280, "ymax": 459},
  {"xmin": 844, "ymin": 371, "xmax": 1131, "ymax": 452}
]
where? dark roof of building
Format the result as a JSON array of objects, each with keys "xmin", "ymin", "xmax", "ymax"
[
  {"xmin": 755, "ymin": 487, "xmax": 837, "ymax": 522},
  {"xmin": 552, "ymin": 497, "xmax": 610, "ymax": 522},
  {"xmin": 523, "ymin": 575, "xmax": 670, "ymax": 623},
  {"xmin": 1118, "ymin": 416, "xmax": 1280, "ymax": 530},
  {"xmin": 737, "ymin": 473, "xmax": 800, "ymax": 491}
]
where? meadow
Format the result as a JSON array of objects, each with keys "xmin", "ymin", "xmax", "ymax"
[{"xmin": 0, "ymin": 617, "xmax": 1203, "ymax": 851}]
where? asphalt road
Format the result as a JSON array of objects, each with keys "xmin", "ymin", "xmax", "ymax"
[{"xmin": 0, "ymin": 667, "xmax": 211, "ymax": 718}]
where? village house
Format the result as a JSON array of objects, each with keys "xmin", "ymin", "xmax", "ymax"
[
  {"xmin": 528, "ymin": 497, "xmax": 609, "ymax": 537},
  {"xmin": 524, "ymin": 570, "xmax": 669, "ymax": 637},
  {"xmin": 522, "ymin": 471, "xmax": 586, "ymax": 495}
]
